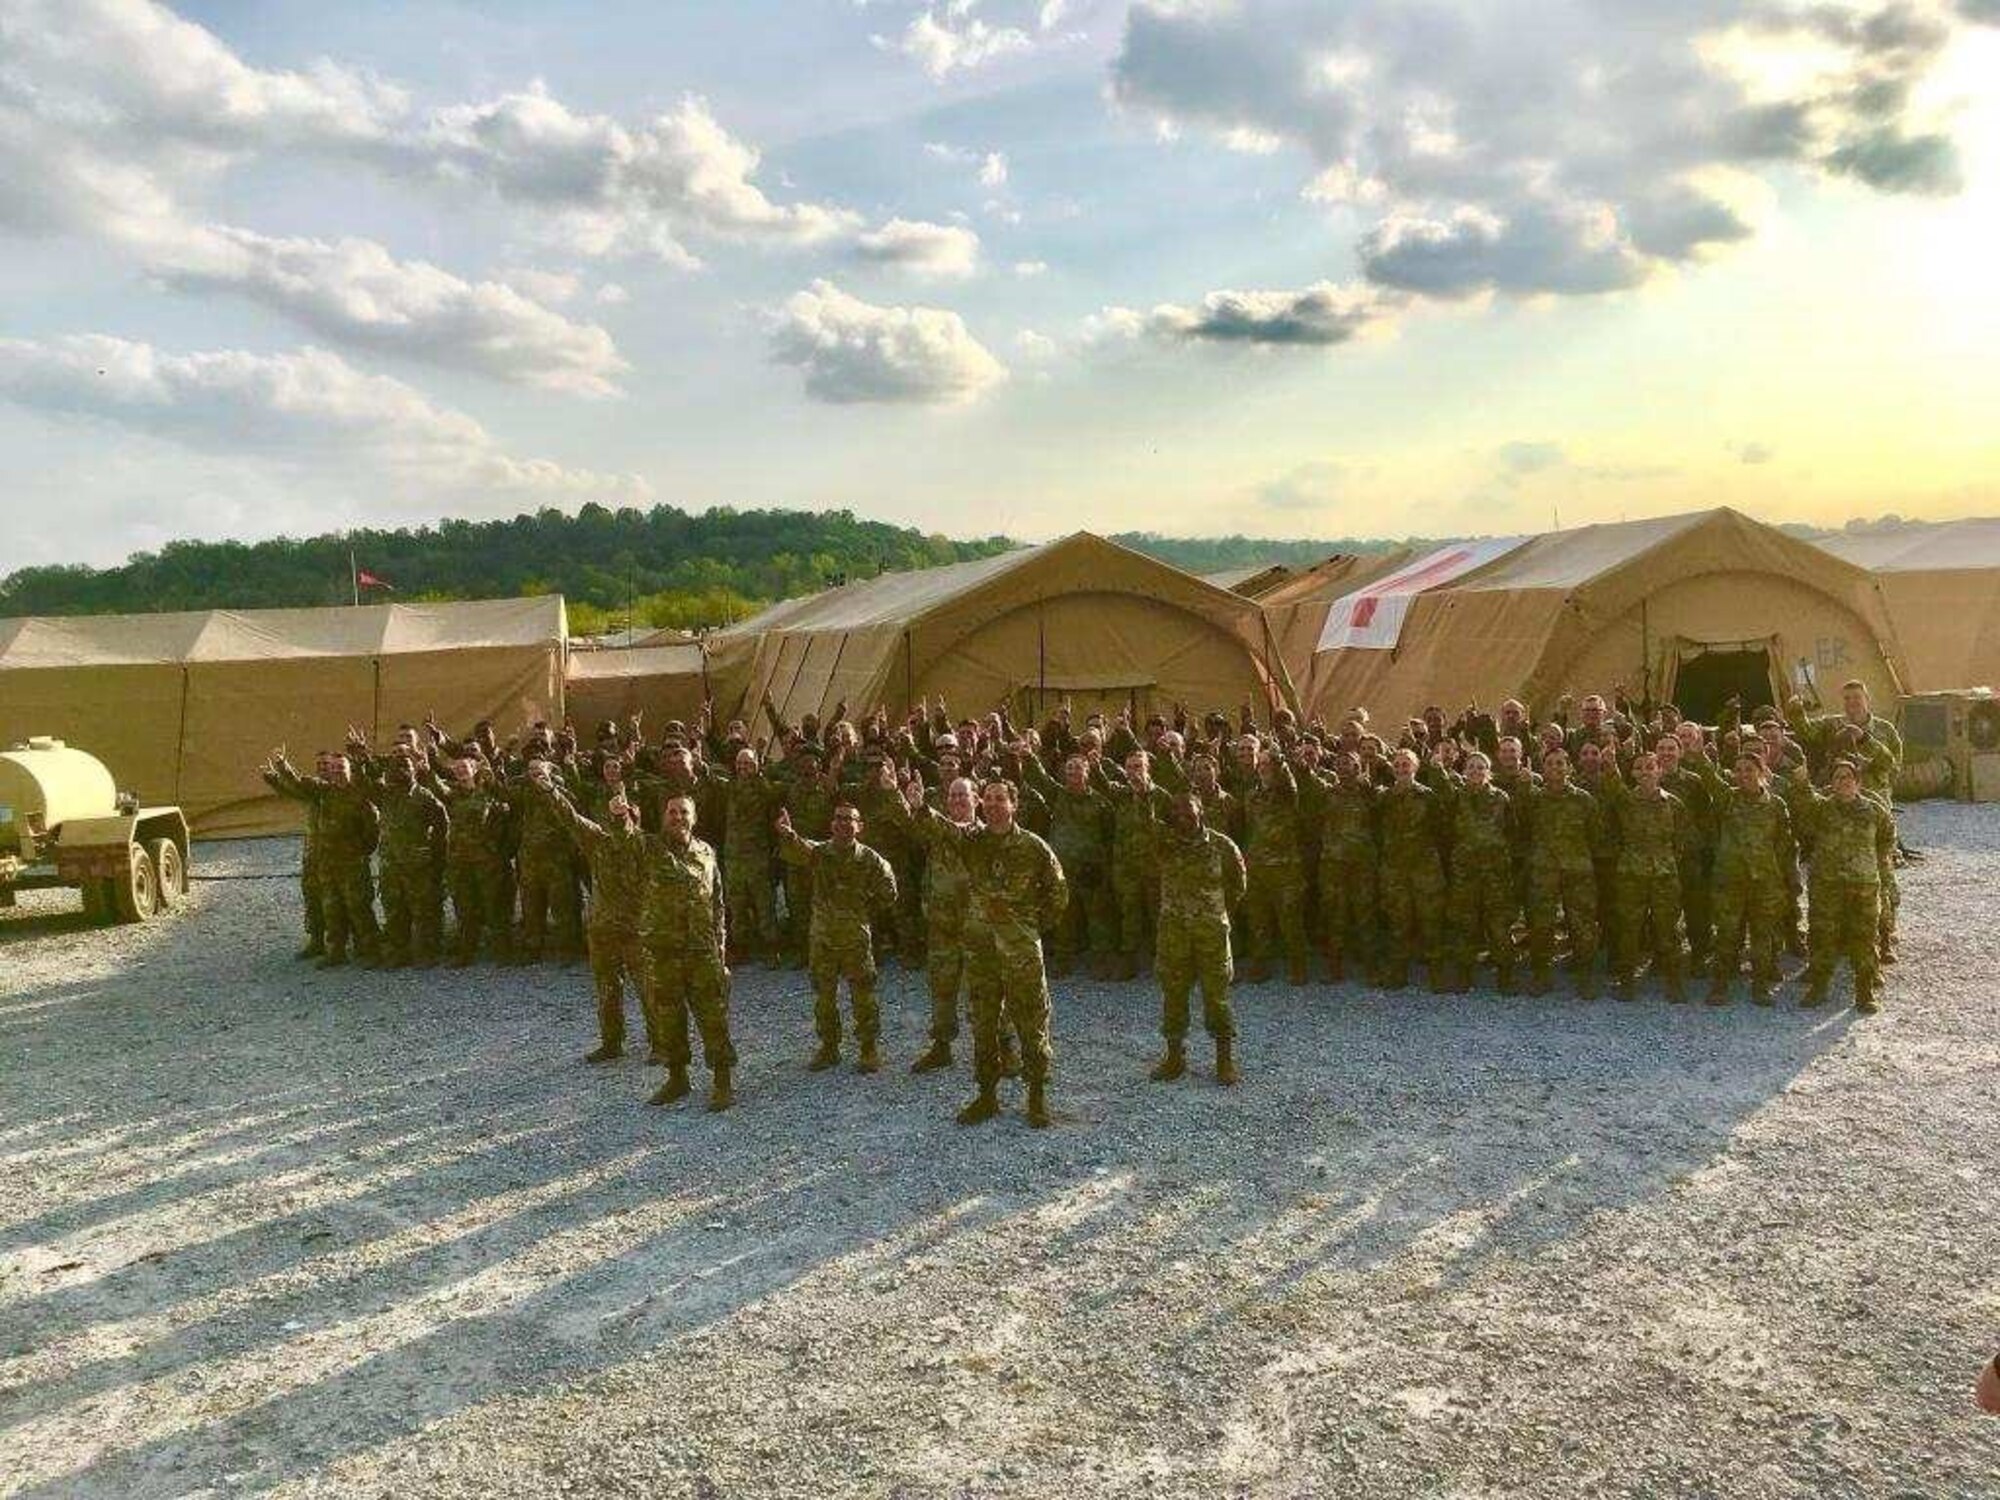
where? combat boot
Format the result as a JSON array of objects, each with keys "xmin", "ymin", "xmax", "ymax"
[
  {"xmin": 1247, "ymin": 957, "xmax": 1272, "ymax": 985},
  {"xmin": 998, "ymin": 1034, "xmax": 1022, "ymax": 1080},
  {"xmin": 1705, "ymin": 978, "xmax": 1731, "ymax": 1007},
  {"xmin": 316, "ymin": 947, "xmax": 348, "ymax": 970},
  {"xmin": 1496, "ymin": 966, "xmax": 1518, "ymax": 996},
  {"xmin": 1854, "ymin": 979, "xmax": 1881, "ymax": 1015},
  {"xmin": 956, "ymin": 1082, "xmax": 999, "ymax": 1125},
  {"xmin": 1878, "ymin": 933, "xmax": 1898, "ymax": 966},
  {"xmin": 1148, "ymin": 1040, "xmax": 1186, "ymax": 1082},
  {"xmin": 380, "ymin": 954, "xmax": 408, "ymax": 971},
  {"xmin": 1525, "ymin": 965, "xmax": 1551, "ymax": 997},
  {"xmin": 1800, "ymin": 977, "xmax": 1829, "ymax": 1009},
  {"xmin": 583, "ymin": 1042, "xmax": 621, "ymax": 1064},
  {"xmin": 296, "ymin": 940, "xmax": 325, "ymax": 961},
  {"xmin": 1325, "ymin": 952, "xmax": 1345, "ymax": 984},
  {"xmin": 807, "ymin": 1040, "xmax": 841, "ymax": 1072},
  {"xmin": 707, "ymin": 1064, "xmax": 735, "ymax": 1112},
  {"xmin": 1288, "ymin": 957, "xmax": 1309, "ymax": 987},
  {"xmin": 1024, "ymin": 1081, "xmax": 1052, "ymax": 1129},
  {"xmin": 1613, "ymin": 975, "xmax": 1637, "ymax": 1003},
  {"xmin": 910, "ymin": 1038, "xmax": 953, "ymax": 1074},
  {"xmin": 1751, "ymin": 981, "xmax": 1776, "ymax": 1007},
  {"xmin": 1574, "ymin": 969, "xmax": 1599, "ymax": 1001},
  {"xmin": 448, "ymin": 951, "xmax": 476, "ymax": 969},
  {"xmin": 1118, "ymin": 952, "xmax": 1141, "ymax": 982},
  {"xmin": 857, "ymin": 1039, "xmax": 881, "ymax": 1075},
  {"xmin": 648, "ymin": 1066, "xmax": 691, "ymax": 1106},
  {"xmin": 1663, "ymin": 969, "xmax": 1687, "ymax": 1003},
  {"xmin": 1214, "ymin": 1038, "xmax": 1240, "ymax": 1087}
]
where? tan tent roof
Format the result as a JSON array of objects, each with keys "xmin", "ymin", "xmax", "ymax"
[
  {"xmin": 1201, "ymin": 563, "xmax": 1296, "ymax": 598},
  {"xmin": 1812, "ymin": 520, "xmax": 2000, "ymax": 690},
  {"xmin": 1305, "ymin": 509, "xmax": 1906, "ymax": 723},
  {"xmin": 567, "ymin": 641, "xmax": 705, "ymax": 681},
  {"xmin": 0, "ymin": 596, "xmax": 567, "ymax": 669},
  {"xmin": 707, "ymin": 532, "xmax": 1296, "ymax": 724}
]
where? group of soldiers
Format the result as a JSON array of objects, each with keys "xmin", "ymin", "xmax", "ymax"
[{"xmin": 260, "ymin": 676, "xmax": 1906, "ymax": 1129}]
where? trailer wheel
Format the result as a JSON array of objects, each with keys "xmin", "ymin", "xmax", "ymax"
[
  {"xmin": 147, "ymin": 838, "xmax": 187, "ymax": 909},
  {"xmin": 112, "ymin": 845, "xmax": 157, "ymax": 924}
]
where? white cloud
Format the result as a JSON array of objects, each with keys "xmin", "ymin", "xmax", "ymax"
[
  {"xmin": 1112, "ymin": 0, "xmax": 1981, "ymax": 300},
  {"xmin": 769, "ymin": 280, "xmax": 1007, "ymax": 405},
  {"xmin": 0, "ymin": 335, "xmax": 648, "ymax": 499},
  {"xmin": 979, "ymin": 150, "xmax": 1010, "ymax": 188},
  {"xmin": 1096, "ymin": 280, "xmax": 1399, "ymax": 347},
  {"xmin": 1013, "ymin": 259, "xmax": 1050, "ymax": 277},
  {"xmin": 500, "ymin": 267, "xmax": 582, "ymax": 304},
  {"xmin": 855, "ymin": 217, "xmax": 982, "ymax": 277},
  {"xmin": 595, "ymin": 282, "xmax": 630, "ymax": 306},
  {"xmin": 879, "ymin": 8, "xmax": 1034, "ymax": 79}
]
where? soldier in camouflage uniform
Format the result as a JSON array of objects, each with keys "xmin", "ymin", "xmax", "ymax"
[
  {"xmin": 1524, "ymin": 748, "xmax": 1601, "ymax": 998},
  {"xmin": 1024, "ymin": 754, "xmax": 1116, "ymax": 978},
  {"xmin": 439, "ymin": 758, "xmax": 513, "ymax": 965},
  {"xmin": 551, "ymin": 785, "xmax": 665, "ymax": 1064},
  {"xmin": 1603, "ymin": 752, "xmax": 1689, "ymax": 1001},
  {"xmin": 511, "ymin": 760, "xmax": 584, "ymax": 964},
  {"xmin": 373, "ymin": 755, "xmax": 449, "ymax": 969},
  {"xmin": 1786, "ymin": 683, "xmax": 1902, "ymax": 964},
  {"xmin": 856, "ymin": 748, "xmax": 924, "ymax": 965},
  {"xmin": 910, "ymin": 778, "xmax": 1068, "ymax": 1128},
  {"xmin": 1240, "ymin": 745, "xmax": 1310, "ymax": 985},
  {"xmin": 1100, "ymin": 749, "xmax": 1173, "ymax": 979},
  {"xmin": 1149, "ymin": 791, "xmax": 1248, "ymax": 1084},
  {"xmin": 1655, "ymin": 734, "xmax": 1717, "ymax": 974},
  {"xmin": 1377, "ymin": 748, "xmax": 1447, "ymax": 991},
  {"xmin": 262, "ymin": 750, "xmax": 328, "ymax": 958},
  {"xmin": 1707, "ymin": 753, "xmax": 1794, "ymax": 1007},
  {"xmin": 908, "ymin": 775, "xmax": 980, "ymax": 1073},
  {"xmin": 642, "ymin": 793, "xmax": 737, "ymax": 1110},
  {"xmin": 720, "ymin": 747, "xmax": 785, "ymax": 964},
  {"xmin": 778, "ymin": 745, "xmax": 839, "ymax": 968},
  {"xmin": 1443, "ymin": 752, "xmax": 1517, "ymax": 993},
  {"xmin": 1489, "ymin": 737, "xmax": 1538, "ymax": 939},
  {"xmin": 272, "ymin": 750, "xmax": 381, "ymax": 969},
  {"xmin": 1317, "ymin": 751, "xmax": 1379, "ymax": 983},
  {"xmin": 1789, "ymin": 758, "xmax": 1895, "ymax": 1014},
  {"xmin": 778, "ymin": 800, "xmax": 899, "ymax": 1073}
]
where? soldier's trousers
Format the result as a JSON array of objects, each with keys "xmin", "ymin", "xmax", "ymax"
[
  {"xmin": 449, "ymin": 860, "xmax": 512, "ymax": 961},
  {"xmin": 1052, "ymin": 864, "xmax": 1114, "ymax": 966},
  {"xmin": 1245, "ymin": 862, "xmax": 1308, "ymax": 974},
  {"xmin": 1527, "ymin": 866, "xmax": 1597, "ymax": 977},
  {"xmin": 886, "ymin": 848, "xmax": 925, "ymax": 960},
  {"xmin": 1678, "ymin": 854, "xmax": 1712, "ymax": 963},
  {"xmin": 648, "ymin": 941, "xmax": 735, "ymax": 1073},
  {"xmin": 1877, "ymin": 859, "xmax": 1899, "ymax": 952},
  {"xmin": 299, "ymin": 843, "xmax": 325, "ymax": 948},
  {"xmin": 316, "ymin": 858, "xmax": 378, "ymax": 959},
  {"xmin": 1379, "ymin": 857, "xmax": 1446, "ymax": 982},
  {"xmin": 782, "ymin": 864, "xmax": 814, "ymax": 960},
  {"xmin": 724, "ymin": 859, "xmax": 780, "ymax": 960},
  {"xmin": 1157, "ymin": 918, "xmax": 1234, "ymax": 1041},
  {"xmin": 1448, "ymin": 860, "xmax": 1514, "ymax": 977},
  {"xmin": 1113, "ymin": 866, "xmax": 1160, "ymax": 966},
  {"xmin": 1710, "ymin": 872, "xmax": 1783, "ymax": 987},
  {"xmin": 589, "ymin": 924, "xmax": 659, "ymax": 1054},
  {"xmin": 518, "ymin": 855, "xmax": 582, "ymax": 961},
  {"xmin": 1614, "ymin": 869, "xmax": 1683, "ymax": 981},
  {"xmin": 1808, "ymin": 877, "xmax": 1881, "ymax": 991},
  {"xmin": 966, "ymin": 935, "xmax": 1052, "ymax": 1087},
  {"xmin": 1593, "ymin": 857, "xmax": 1618, "ymax": 956},
  {"xmin": 809, "ymin": 924, "xmax": 879, "ymax": 1046},
  {"xmin": 379, "ymin": 861, "xmax": 442, "ymax": 964},
  {"xmin": 1320, "ymin": 855, "xmax": 1378, "ymax": 975}
]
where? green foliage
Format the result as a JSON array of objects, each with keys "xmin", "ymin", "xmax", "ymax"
[
  {"xmin": 0, "ymin": 504, "xmax": 1016, "ymax": 630},
  {"xmin": 1112, "ymin": 532, "xmax": 1412, "ymax": 575}
]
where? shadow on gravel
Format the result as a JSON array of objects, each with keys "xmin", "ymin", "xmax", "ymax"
[{"xmin": 3, "ymin": 895, "xmax": 1864, "ymax": 1497}]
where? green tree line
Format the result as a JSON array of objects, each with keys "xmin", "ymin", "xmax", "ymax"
[{"xmin": 0, "ymin": 504, "xmax": 1016, "ymax": 631}]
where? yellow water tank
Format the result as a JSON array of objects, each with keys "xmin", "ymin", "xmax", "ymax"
[{"xmin": 0, "ymin": 738, "xmax": 120, "ymax": 837}]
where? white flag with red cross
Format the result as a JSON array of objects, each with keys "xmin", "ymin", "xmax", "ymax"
[{"xmin": 1315, "ymin": 537, "xmax": 1530, "ymax": 652}]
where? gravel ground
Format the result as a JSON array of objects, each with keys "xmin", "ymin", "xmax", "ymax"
[{"xmin": 2, "ymin": 804, "xmax": 1998, "ymax": 1499}]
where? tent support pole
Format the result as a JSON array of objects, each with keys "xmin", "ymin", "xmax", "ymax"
[
  {"xmin": 173, "ymin": 664, "xmax": 191, "ymax": 805},
  {"xmin": 371, "ymin": 656, "xmax": 382, "ymax": 743},
  {"xmin": 1037, "ymin": 602, "xmax": 1046, "ymax": 722}
]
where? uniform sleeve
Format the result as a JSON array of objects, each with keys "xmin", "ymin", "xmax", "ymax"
[
  {"xmin": 1039, "ymin": 840, "xmax": 1070, "ymax": 927},
  {"xmin": 872, "ymin": 849, "xmax": 899, "ymax": 908},
  {"xmin": 1222, "ymin": 835, "xmax": 1248, "ymax": 909},
  {"xmin": 777, "ymin": 829, "xmax": 816, "ymax": 868}
]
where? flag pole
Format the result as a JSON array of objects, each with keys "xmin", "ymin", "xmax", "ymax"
[{"xmin": 350, "ymin": 546, "xmax": 359, "ymax": 607}]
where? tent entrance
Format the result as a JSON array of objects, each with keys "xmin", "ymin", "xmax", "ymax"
[
  {"xmin": 1667, "ymin": 637, "xmax": 1780, "ymax": 723},
  {"xmin": 1014, "ymin": 676, "xmax": 1155, "ymax": 726}
]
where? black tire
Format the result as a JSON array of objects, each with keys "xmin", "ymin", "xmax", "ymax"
[
  {"xmin": 112, "ymin": 845, "xmax": 157, "ymax": 924},
  {"xmin": 147, "ymin": 838, "xmax": 187, "ymax": 909}
]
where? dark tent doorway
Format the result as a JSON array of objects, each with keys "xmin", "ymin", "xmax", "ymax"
[{"xmin": 1669, "ymin": 639, "xmax": 1780, "ymax": 724}]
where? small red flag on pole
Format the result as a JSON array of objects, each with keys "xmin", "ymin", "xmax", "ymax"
[{"xmin": 357, "ymin": 569, "xmax": 394, "ymax": 591}]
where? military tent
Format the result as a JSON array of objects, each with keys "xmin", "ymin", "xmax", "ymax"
[
  {"xmin": 1814, "ymin": 519, "xmax": 2000, "ymax": 691},
  {"xmin": 0, "ymin": 596, "xmax": 567, "ymax": 838},
  {"xmin": 1201, "ymin": 563, "xmax": 1296, "ymax": 599},
  {"xmin": 1304, "ymin": 509, "xmax": 1906, "ymax": 726},
  {"xmin": 564, "ymin": 640, "xmax": 709, "ymax": 732},
  {"xmin": 704, "ymin": 531, "xmax": 1297, "ymax": 727},
  {"xmin": 1256, "ymin": 549, "xmax": 1419, "ymax": 707}
]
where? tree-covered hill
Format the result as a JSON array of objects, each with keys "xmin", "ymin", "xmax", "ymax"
[
  {"xmin": 1110, "ymin": 532, "xmax": 1408, "ymax": 575},
  {"xmin": 0, "ymin": 505, "xmax": 1016, "ymax": 634}
]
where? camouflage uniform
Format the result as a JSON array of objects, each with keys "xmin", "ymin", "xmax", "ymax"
[
  {"xmin": 1444, "ymin": 779, "xmax": 1516, "ymax": 991},
  {"xmin": 642, "ymin": 834, "xmax": 736, "ymax": 1079},
  {"xmin": 922, "ymin": 812, "xmax": 1068, "ymax": 1090},
  {"xmin": 858, "ymin": 775, "xmax": 925, "ymax": 963},
  {"xmin": 1605, "ymin": 783, "xmax": 1689, "ymax": 995},
  {"xmin": 374, "ymin": 782, "xmax": 449, "ymax": 967},
  {"xmin": 1241, "ymin": 763, "xmax": 1310, "ymax": 983},
  {"xmin": 263, "ymin": 764, "xmax": 326, "ymax": 955},
  {"xmin": 912, "ymin": 805, "xmax": 976, "ymax": 1046},
  {"xmin": 1102, "ymin": 772, "xmax": 1174, "ymax": 976},
  {"xmin": 1660, "ymin": 761, "xmax": 1718, "ymax": 970},
  {"xmin": 1024, "ymin": 763, "xmax": 1116, "ymax": 974},
  {"xmin": 441, "ymin": 782, "xmax": 513, "ymax": 964},
  {"xmin": 779, "ymin": 832, "xmax": 899, "ymax": 1051},
  {"xmin": 278, "ymin": 771, "xmax": 380, "ymax": 966},
  {"xmin": 1317, "ymin": 778, "xmax": 1379, "ymax": 982},
  {"xmin": 779, "ymin": 768, "xmax": 838, "ymax": 965},
  {"xmin": 1524, "ymin": 782, "xmax": 1601, "ymax": 995},
  {"xmin": 1786, "ymin": 704, "xmax": 1903, "ymax": 959},
  {"xmin": 558, "ymin": 800, "xmax": 663, "ymax": 1056},
  {"xmin": 1377, "ymin": 780, "xmax": 1446, "ymax": 990},
  {"xmin": 511, "ymin": 783, "xmax": 584, "ymax": 963},
  {"xmin": 721, "ymin": 773, "xmax": 785, "ymax": 962},
  {"xmin": 1489, "ymin": 764, "xmax": 1540, "ymax": 936},
  {"xmin": 1153, "ymin": 824, "xmax": 1248, "ymax": 1042},
  {"xmin": 1708, "ymin": 785, "xmax": 1794, "ymax": 1002},
  {"xmin": 1792, "ymin": 786, "xmax": 1895, "ymax": 1008}
]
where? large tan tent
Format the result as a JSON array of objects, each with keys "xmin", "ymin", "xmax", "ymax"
[
  {"xmin": 0, "ymin": 597, "xmax": 567, "ymax": 838},
  {"xmin": 1814, "ymin": 519, "xmax": 2000, "ymax": 691},
  {"xmin": 1257, "ymin": 549, "xmax": 1419, "ymax": 707},
  {"xmin": 704, "ymin": 532, "xmax": 1298, "ymax": 727},
  {"xmin": 1304, "ymin": 509, "xmax": 1907, "ymax": 726},
  {"xmin": 564, "ymin": 640, "xmax": 709, "ymax": 731}
]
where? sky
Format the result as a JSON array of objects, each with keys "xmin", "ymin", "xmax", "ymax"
[{"xmin": 1, "ymin": 0, "xmax": 1996, "ymax": 569}]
